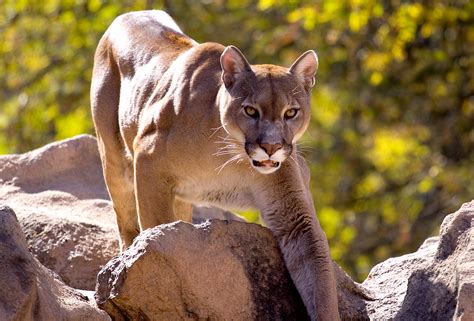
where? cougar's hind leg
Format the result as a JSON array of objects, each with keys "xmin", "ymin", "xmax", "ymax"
[
  {"xmin": 97, "ymin": 134, "xmax": 140, "ymax": 251},
  {"xmin": 91, "ymin": 40, "xmax": 140, "ymax": 251},
  {"xmin": 96, "ymin": 136, "xmax": 140, "ymax": 252}
]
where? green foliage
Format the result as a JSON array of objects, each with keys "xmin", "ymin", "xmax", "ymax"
[{"xmin": 1, "ymin": 0, "xmax": 473, "ymax": 280}]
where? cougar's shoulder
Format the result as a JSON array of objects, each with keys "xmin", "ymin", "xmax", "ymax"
[{"xmin": 173, "ymin": 42, "xmax": 227, "ymax": 106}]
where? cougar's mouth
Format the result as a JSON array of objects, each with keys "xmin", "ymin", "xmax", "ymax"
[
  {"xmin": 246, "ymin": 144, "xmax": 286, "ymax": 174},
  {"xmin": 252, "ymin": 159, "xmax": 280, "ymax": 168}
]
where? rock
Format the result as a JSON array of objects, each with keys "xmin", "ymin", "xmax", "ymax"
[
  {"xmin": 0, "ymin": 134, "xmax": 110, "ymax": 200},
  {"xmin": 96, "ymin": 201, "xmax": 473, "ymax": 320},
  {"xmin": 0, "ymin": 134, "xmax": 119, "ymax": 290},
  {"xmin": 95, "ymin": 220, "xmax": 309, "ymax": 320},
  {"xmin": 0, "ymin": 206, "xmax": 110, "ymax": 321},
  {"xmin": 21, "ymin": 214, "xmax": 118, "ymax": 290},
  {"xmin": 334, "ymin": 263, "xmax": 372, "ymax": 320},
  {"xmin": 363, "ymin": 200, "xmax": 474, "ymax": 320},
  {"xmin": 0, "ymin": 134, "xmax": 240, "ymax": 290},
  {"xmin": 95, "ymin": 219, "xmax": 370, "ymax": 321}
]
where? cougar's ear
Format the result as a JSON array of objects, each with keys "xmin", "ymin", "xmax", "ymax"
[
  {"xmin": 289, "ymin": 50, "xmax": 318, "ymax": 90},
  {"xmin": 220, "ymin": 45, "xmax": 252, "ymax": 89}
]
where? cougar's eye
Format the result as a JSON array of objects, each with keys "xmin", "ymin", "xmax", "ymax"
[
  {"xmin": 244, "ymin": 106, "xmax": 259, "ymax": 118},
  {"xmin": 284, "ymin": 108, "xmax": 298, "ymax": 119}
]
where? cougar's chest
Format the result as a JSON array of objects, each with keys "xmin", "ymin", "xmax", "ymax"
[{"xmin": 175, "ymin": 176, "xmax": 254, "ymax": 210}]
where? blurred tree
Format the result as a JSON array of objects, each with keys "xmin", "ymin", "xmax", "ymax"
[{"xmin": 1, "ymin": 0, "xmax": 472, "ymax": 280}]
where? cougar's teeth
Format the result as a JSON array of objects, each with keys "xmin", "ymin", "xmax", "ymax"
[{"xmin": 252, "ymin": 160, "xmax": 280, "ymax": 168}]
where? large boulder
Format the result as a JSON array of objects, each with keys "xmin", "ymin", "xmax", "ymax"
[
  {"xmin": 96, "ymin": 220, "xmax": 309, "ymax": 320},
  {"xmin": 0, "ymin": 135, "xmax": 119, "ymax": 290},
  {"xmin": 0, "ymin": 205, "xmax": 110, "ymax": 321}
]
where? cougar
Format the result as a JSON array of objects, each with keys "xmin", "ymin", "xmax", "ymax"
[{"xmin": 91, "ymin": 10, "xmax": 339, "ymax": 320}]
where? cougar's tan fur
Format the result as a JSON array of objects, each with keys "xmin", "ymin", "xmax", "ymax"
[{"xmin": 91, "ymin": 10, "xmax": 339, "ymax": 320}]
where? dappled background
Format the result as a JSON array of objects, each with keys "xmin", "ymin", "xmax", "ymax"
[{"xmin": 1, "ymin": 0, "xmax": 473, "ymax": 280}]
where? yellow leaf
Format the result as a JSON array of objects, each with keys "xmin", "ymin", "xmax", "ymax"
[{"xmin": 369, "ymin": 71, "xmax": 383, "ymax": 86}]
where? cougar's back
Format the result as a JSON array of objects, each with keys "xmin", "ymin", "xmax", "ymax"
[{"xmin": 91, "ymin": 10, "xmax": 196, "ymax": 154}]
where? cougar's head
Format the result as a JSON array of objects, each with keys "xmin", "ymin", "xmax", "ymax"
[{"xmin": 219, "ymin": 46, "xmax": 318, "ymax": 174}]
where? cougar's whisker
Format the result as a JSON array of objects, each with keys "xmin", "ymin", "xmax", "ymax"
[
  {"xmin": 230, "ymin": 95, "xmax": 246, "ymax": 102},
  {"xmin": 289, "ymin": 154, "xmax": 302, "ymax": 172},
  {"xmin": 209, "ymin": 124, "xmax": 226, "ymax": 138},
  {"xmin": 213, "ymin": 150, "xmax": 240, "ymax": 157},
  {"xmin": 216, "ymin": 153, "xmax": 243, "ymax": 174}
]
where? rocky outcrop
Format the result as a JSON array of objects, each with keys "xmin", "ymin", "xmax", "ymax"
[
  {"xmin": 363, "ymin": 200, "xmax": 474, "ymax": 320},
  {"xmin": 0, "ymin": 135, "xmax": 119, "ymax": 290},
  {"xmin": 0, "ymin": 205, "xmax": 110, "ymax": 321},
  {"xmin": 96, "ymin": 201, "xmax": 473, "ymax": 320}
]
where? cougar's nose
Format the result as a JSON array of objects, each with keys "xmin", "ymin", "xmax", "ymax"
[{"xmin": 260, "ymin": 143, "xmax": 283, "ymax": 156}]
